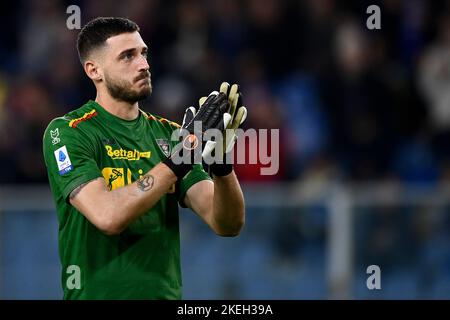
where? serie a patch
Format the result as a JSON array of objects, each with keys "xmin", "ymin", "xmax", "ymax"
[{"xmin": 54, "ymin": 145, "xmax": 73, "ymax": 175}]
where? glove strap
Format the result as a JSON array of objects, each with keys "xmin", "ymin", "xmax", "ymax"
[
  {"xmin": 163, "ymin": 133, "xmax": 200, "ymax": 179},
  {"xmin": 209, "ymin": 163, "xmax": 233, "ymax": 177}
]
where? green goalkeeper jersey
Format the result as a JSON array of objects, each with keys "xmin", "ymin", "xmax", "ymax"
[{"xmin": 42, "ymin": 100, "xmax": 210, "ymax": 300}]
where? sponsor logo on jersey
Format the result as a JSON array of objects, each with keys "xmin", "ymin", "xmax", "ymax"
[
  {"xmin": 156, "ymin": 139, "xmax": 171, "ymax": 157},
  {"xmin": 50, "ymin": 128, "xmax": 60, "ymax": 145},
  {"xmin": 54, "ymin": 145, "xmax": 73, "ymax": 175},
  {"xmin": 105, "ymin": 145, "xmax": 151, "ymax": 161},
  {"xmin": 69, "ymin": 109, "xmax": 98, "ymax": 128},
  {"xmin": 102, "ymin": 167, "xmax": 131, "ymax": 190}
]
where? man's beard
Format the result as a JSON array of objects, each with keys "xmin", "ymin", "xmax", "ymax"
[{"xmin": 104, "ymin": 72, "xmax": 152, "ymax": 104}]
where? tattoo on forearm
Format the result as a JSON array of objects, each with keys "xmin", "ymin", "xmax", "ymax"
[{"xmin": 137, "ymin": 174, "xmax": 155, "ymax": 192}]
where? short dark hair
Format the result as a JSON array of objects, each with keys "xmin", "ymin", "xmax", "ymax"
[{"xmin": 77, "ymin": 17, "xmax": 140, "ymax": 64}]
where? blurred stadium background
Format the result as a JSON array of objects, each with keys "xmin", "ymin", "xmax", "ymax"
[{"xmin": 2, "ymin": 0, "xmax": 450, "ymax": 299}]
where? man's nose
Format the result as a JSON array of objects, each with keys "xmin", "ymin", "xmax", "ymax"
[{"xmin": 138, "ymin": 55, "xmax": 150, "ymax": 71}]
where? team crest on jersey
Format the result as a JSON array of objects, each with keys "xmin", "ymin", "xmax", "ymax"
[{"xmin": 156, "ymin": 139, "xmax": 171, "ymax": 157}]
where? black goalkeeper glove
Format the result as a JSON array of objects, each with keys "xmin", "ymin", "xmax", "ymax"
[
  {"xmin": 163, "ymin": 92, "xmax": 231, "ymax": 179},
  {"xmin": 199, "ymin": 82, "xmax": 247, "ymax": 176}
]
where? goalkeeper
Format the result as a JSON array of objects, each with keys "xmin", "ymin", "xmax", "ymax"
[{"xmin": 42, "ymin": 17, "xmax": 246, "ymax": 299}]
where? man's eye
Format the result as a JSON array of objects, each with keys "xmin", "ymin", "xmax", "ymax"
[{"xmin": 123, "ymin": 53, "xmax": 133, "ymax": 60}]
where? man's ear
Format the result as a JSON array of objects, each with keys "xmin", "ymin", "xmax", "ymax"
[{"xmin": 84, "ymin": 60, "xmax": 103, "ymax": 82}]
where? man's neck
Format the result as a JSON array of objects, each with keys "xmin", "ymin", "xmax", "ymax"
[{"xmin": 95, "ymin": 93, "xmax": 139, "ymax": 121}]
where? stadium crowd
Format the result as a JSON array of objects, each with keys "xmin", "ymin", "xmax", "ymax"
[{"xmin": 1, "ymin": 0, "xmax": 450, "ymax": 186}]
